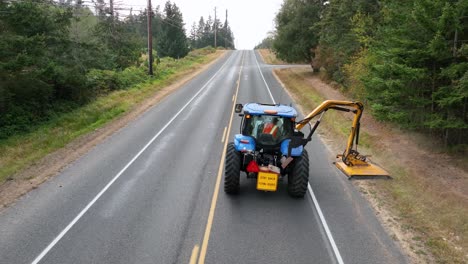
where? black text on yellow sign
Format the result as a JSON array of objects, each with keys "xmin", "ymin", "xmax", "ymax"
[{"xmin": 256, "ymin": 172, "xmax": 279, "ymax": 192}]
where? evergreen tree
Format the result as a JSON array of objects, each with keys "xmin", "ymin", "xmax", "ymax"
[
  {"xmin": 0, "ymin": 0, "xmax": 75, "ymax": 135},
  {"xmin": 203, "ymin": 15, "xmax": 214, "ymax": 48},
  {"xmin": 196, "ymin": 16, "xmax": 206, "ymax": 48},
  {"xmin": 220, "ymin": 12, "xmax": 235, "ymax": 49},
  {"xmin": 273, "ymin": 0, "xmax": 323, "ymax": 63},
  {"xmin": 94, "ymin": 17, "xmax": 141, "ymax": 69},
  {"xmin": 189, "ymin": 14, "xmax": 235, "ymax": 49},
  {"xmin": 255, "ymin": 32, "xmax": 275, "ymax": 49},
  {"xmin": 362, "ymin": 0, "xmax": 467, "ymax": 145},
  {"xmin": 317, "ymin": 0, "xmax": 380, "ymax": 81},
  {"xmin": 189, "ymin": 22, "xmax": 197, "ymax": 49},
  {"xmin": 157, "ymin": 1, "xmax": 188, "ymax": 59}
]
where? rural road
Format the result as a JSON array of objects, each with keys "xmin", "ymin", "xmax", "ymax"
[{"xmin": 0, "ymin": 50, "xmax": 407, "ymax": 264}]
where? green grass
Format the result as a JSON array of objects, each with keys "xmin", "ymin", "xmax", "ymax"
[
  {"xmin": 0, "ymin": 49, "xmax": 224, "ymax": 183},
  {"xmin": 275, "ymin": 67, "xmax": 468, "ymax": 263}
]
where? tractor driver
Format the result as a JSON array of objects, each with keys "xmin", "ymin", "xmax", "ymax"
[{"xmin": 263, "ymin": 117, "xmax": 279, "ymax": 138}]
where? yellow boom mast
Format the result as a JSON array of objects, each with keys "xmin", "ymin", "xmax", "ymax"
[{"xmin": 295, "ymin": 100, "xmax": 389, "ymax": 178}]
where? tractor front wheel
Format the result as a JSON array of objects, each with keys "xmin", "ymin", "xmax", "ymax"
[
  {"xmin": 288, "ymin": 150, "xmax": 309, "ymax": 198},
  {"xmin": 224, "ymin": 143, "xmax": 241, "ymax": 194}
]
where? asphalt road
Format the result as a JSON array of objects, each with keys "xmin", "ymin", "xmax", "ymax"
[{"xmin": 0, "ymin": 50, "xmax": 407, "ymax": 264}]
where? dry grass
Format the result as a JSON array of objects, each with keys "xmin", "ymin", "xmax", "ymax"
[
  {"xmin": 275, "ymin": 67, "xmax": 468, "ymax": 264},
  {"xmin": 256, "ymin": 49, "xmax": 289, "ymax": 65},
  {"xmin": 0, "ymin": 50, "xmax": 224, "ymax": 185}
]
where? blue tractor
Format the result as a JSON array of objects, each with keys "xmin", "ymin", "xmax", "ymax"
[
  {"xmin": 225, "ymin": 101, "xmax": 390, "ymax": 198},
  {"xmin": 225, "ymin": 103, "xmax": 311, "ymax": 198}
]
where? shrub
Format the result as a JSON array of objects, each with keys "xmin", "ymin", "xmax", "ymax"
[
  {"xmin": 86, "ymin": 69, "xmax": 119, "ymax": 95},
  {"xmin": 116, "ymin": 66, "xmax": 148, "ymax": 89}
]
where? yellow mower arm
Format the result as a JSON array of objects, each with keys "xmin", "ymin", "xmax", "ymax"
[{"xmin": 295, "ymin": 100, "xmax": 389, "ymax": 178}]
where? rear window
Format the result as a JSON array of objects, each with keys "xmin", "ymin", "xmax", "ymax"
[{"xmin": 243, "ymin": 115, "xmax": 294, "ymax": 144}]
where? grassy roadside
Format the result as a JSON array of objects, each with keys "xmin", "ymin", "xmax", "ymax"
[
  {"xmin": 274, "ymin": 67, "xmax": 467, "ymax": 263},
  {"xmin": 256, "ymin": 49, "xmax": 289, "ymax": 65},
  {"xmin": 0, "ymin": 49, "xmax": 225, "ymax": 185}
]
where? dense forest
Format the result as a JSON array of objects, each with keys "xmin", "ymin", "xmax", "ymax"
[
  {"xmin": 0, "ymin": 0, "xmax": 234, "ymax": 139},
  {"xmin": 259, "ymin": 0, "xmax": 467, "ymax": 147}
]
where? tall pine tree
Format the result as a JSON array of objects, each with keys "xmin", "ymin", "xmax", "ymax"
[{"xmin": 157, "ymin": 1, "xmax": 188, "ymax": 59}]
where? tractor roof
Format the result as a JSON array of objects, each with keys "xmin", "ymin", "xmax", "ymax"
[{"xmin": 243, "ymin": 103, "xmax": 297, "ymax": 118}]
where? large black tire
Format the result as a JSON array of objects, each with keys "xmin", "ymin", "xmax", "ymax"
[
  {"xmin": 224, "ymin": 143, "xmax": 241, "ymax": 194},
  {"xmin": 288, "ymin": 150, "xmax": 309, "ymax": 198}
]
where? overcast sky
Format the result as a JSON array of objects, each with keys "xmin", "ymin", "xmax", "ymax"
[{"xmin": 123, "ymin": 0, "xmax": 284, "ymax": 49}]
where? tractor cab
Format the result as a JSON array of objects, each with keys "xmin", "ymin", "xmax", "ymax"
[
  {"xmin": 242, "ymin": 112, "xmax": 294, "ymax": 147},
  {"xmin": 235, "ymin": 103, "xmax": 302, "ymax": 153}
]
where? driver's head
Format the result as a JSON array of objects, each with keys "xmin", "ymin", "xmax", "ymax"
[{"xmin": 272, "ymin": 117, "xmax": 279, "ymax": 124}]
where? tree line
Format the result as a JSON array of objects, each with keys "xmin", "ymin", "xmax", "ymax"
[
  {"xmin": 0, "ymin": 0, "xmax": 234, "ymax": 139},
  {"xmin": 262, "ymin": 0, "xmax": 467, "ymax": 146},
  {"xmin": 188, "ymin": 12, "xmax": 235, "ymax": 50}
]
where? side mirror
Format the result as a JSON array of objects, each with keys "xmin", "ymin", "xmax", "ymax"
[{"xmin": 235, "ymin": 104, "xmax": 243, "ymax": 113}]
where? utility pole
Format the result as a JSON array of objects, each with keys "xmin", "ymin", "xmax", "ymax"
[
  {"xmin": 109, "ymin": 0, "xmax": 113, "ymax": 18},
  {"xmin": 225, "ymin": 9, "xmax": 228, "ymax": 48},
  {"xmin": 214, "ymin": 7, "xmax": 217, "ymax": 48},
  {"xmin": 147, "ymin": 0, "xmax": 153, "ymax": 75}
]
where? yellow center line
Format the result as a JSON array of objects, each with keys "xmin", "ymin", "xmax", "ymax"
[
  {"xmin": 197, "ymin": 52, "xmax": 245, "ymax": 264},
  {"xmin": 189, "ymin": 245, "xmax": 200, "ymax": 264},
  {"xmin": 221, "ymin": 126, "xmax": 227, "ymax": 143}
]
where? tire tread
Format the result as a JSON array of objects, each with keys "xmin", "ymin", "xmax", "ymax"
[
  {"xmin": 224, "ymin": 143, "xmax": 241, "ymax": 194},
  {"xmin": 288, "ymin": 150, "xmax": 309, "ymax": 198}
]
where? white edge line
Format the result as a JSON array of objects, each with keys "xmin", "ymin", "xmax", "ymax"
[
  {"xmin": 31, "ymin": 52, "xmax": 236, "ymax": 264},
  {"xmin": 253, "ymin": 50, "xmax": 344, "ymax": 264},
  {"xmin": 308, "ymin": 184, "xmax": 345, "ymax": 264},
  {"xmin": 253, "ymin": 51, "xmax": 275, "ymax": 103}
]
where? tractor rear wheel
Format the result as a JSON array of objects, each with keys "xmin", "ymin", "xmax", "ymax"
[
  {"xmin": 224, "ymin": 143, "xmax": 241, "ymax": 194},
  {"xmin": 288, "ymin": 150, "xmax": 309, "ymax": 198}
]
